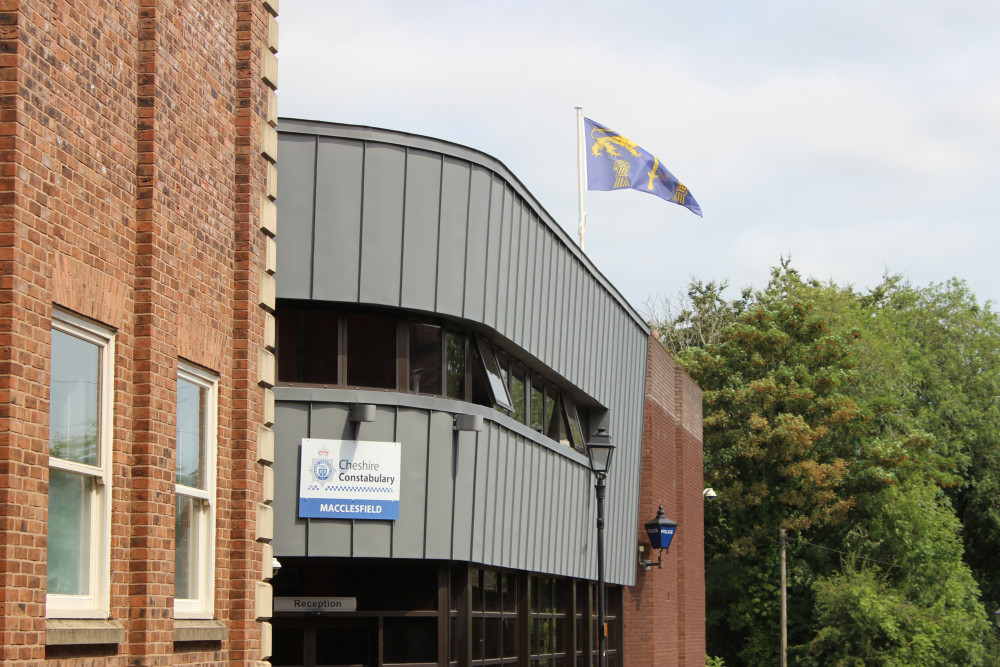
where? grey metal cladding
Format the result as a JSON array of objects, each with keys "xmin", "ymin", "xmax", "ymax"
[
  {"xmin": 437, "ymin": 157, "xmax": 471, "ymax": 317},
  {"xmin": 313, "ymin": 137, "xmax": 364, "ymax": 302},
  {"xmin": 463, "ymin": 166, "xmax": 491, "ymax": 322},
  {"xmin": 359, "ymin": 143, "xmax": 405, "ymax": 306},
  {"xmin": 482, "ymin": 175, "xmax": 504, "ymax": 330},
  {"xmin": 274, "ymin": 133, "xmax": 316, "ymax": 299},
  {"xmin": 274, "ymin": 120, "xmax": 651, "ymax": 585},
  {"xmin": 272, "ymin": 402, "xmax": 310, "ymax": 555},
  {"xmin": 400, "ymin": 149, "xmax": 442, "ymax": 312}
]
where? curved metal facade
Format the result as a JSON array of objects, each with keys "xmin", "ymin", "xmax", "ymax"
[{"xmin": 273, "ymin": 119, "xmax": 650, "ymax": 585}]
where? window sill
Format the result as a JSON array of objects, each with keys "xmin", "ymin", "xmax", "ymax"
[
  {"xmin": 45, "ymin": 618, "xmax": 125, "ymax": 646},
  {"xmin": 173, "ymin": 618, "xmax": 228, "ymax": 643}
]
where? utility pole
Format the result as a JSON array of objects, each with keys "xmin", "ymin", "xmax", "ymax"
[{"xmin": 779, "ymin": 528, "xmax": 787, "ymax": 667}]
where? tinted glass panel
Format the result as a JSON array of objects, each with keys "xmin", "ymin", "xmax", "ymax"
[
  {"xmin": 484, "ymin": 569, "xmax": 500, "ymax": 612},
  {"xmin": 384, "ymin": 617, "xmax": 438, "ymax": 664},
  {"xmin": 510, "ymin": 369, "xmax": 526, "ymax": 424},
  {"xmin": 547, "ymin": 393, "xmax": 570, "ymax": 445},
  {"xmin": 564, "ymin": 398, "xmax": 586, "ymax": 450},
  {"xmin": 476, "ymin": 337, "xmax": 514, "ymax": 411},
  {"xmin": 485, "ymin": 617, "xmax": 502, "ymax": 659},
  {"xmin": 446, "ymin": 331, "xmax": 465, "ymax": 399},
  {"xmin": 50, "ymin": 329, "xmax": 100, "ymax": 465},
  {"xmin": 409, "ymin": 323, "xmax": 442, "ymax": 394},
  {"xmin": 502, "ymin": 572, "xmax": 518, "ymax": 613},
  {"xmin": 346, "ymin": 312, "xmax": 396, "ymax": 389},
  {"xmin": 276, "ymin": 304, "xmax": 339, "ymax": 384},
  {"xmin": 530, "ymin": 380, "xmax": 544, "ymax": 432},
  {"xmin": 503, "ymin": 617, "xmax": 519, "ymax": 658},
  {"xmin": 316, "ymin": 621, "xmax": 376, "ymax": 666},
  {"xmin": 270, "ymin": 626, "xmax": 304, "ymax": 665}
]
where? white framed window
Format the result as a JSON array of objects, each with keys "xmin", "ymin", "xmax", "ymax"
[
  {"xmin": 174, "ymin": 362, "xmax": 217, "ymax": 618},
  {"xmin": 47, "ymin": 310, "xmax": 114, "ymax": 618}
]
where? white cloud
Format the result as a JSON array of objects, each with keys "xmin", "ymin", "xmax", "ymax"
[{"xmin": 278, "ymin": 0, "xmax": 1000, "ymax": 308}]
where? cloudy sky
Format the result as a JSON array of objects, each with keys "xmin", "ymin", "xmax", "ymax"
[{"xmin": 277, "ymin": 1, "xmax": 1000, "ymax": 312}]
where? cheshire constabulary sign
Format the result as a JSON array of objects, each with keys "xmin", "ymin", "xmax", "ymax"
[{"xmin": 299, "ymin": 439, "xmax": 401, "ymax": 520}]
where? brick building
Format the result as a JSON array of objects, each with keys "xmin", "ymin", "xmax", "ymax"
[
  {"xmin": 267, "ymin": 120, "xmax": 705, "ymax": 666},
  {"xmin": 0, "ymin": 0, "xmax": 705, "ymax": 664},
  {"xmin": 0, "ymin": 0, "xmax": 278, "ymax": 663}
]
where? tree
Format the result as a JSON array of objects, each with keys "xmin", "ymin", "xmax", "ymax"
[
  {"xmin": 653, "ymin": 262, "xmax": 999, "ymax": 666},
  {"xmin": 672, "ymin": 264, "xmax": 861, "ymax": 665}
]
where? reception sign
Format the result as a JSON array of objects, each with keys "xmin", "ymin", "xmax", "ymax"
[{"xmin": 299, "ymin": 438, "xmax": 401, "ymax": 520}]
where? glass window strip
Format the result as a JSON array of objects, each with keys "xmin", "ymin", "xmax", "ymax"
[{"xmin": 275, "ymin": 301, "xmax": 592, "ymax": 448}]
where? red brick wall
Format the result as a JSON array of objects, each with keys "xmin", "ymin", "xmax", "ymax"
[
  {"xmin": 0, "ymin": 0, "xmax": 272, "ymax": 663},
  {"xmin": 623, "ymin": 336, "xmax": 705, "ymax": 667}
]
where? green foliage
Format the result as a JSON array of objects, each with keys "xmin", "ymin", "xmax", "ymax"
[
  {"xmin": 802, "ymin": 484, "xmax": 989, "ymax": 667},
  {"xmin": 706, "ymin": 656, "xmax": 727, "ymax": 667},
  {"xmin": 652, "ymin": 260, "xmax": 1000, "ymax": 667}
]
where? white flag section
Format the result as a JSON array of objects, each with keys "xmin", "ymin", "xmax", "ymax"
[{"xmin": 299, "ymin": 438, "xmax": 401, "ymax": 520}]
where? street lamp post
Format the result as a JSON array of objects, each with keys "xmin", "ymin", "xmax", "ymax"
[{"xmin": 586, "ymin": 428, "xmax": 616, "ymax": 667}]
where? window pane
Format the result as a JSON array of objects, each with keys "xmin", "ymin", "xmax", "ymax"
[
  {"xmin": 176, "ymin": 377, "xmax": 206, "ymax": 489},
  {"xmin": 346, "ymin": 312, "xmax": 396, "ymax": 389},
  {"xmin": 276, "ymin": 304, "xmax": 339, "ymax": 384},
  {"xmin": 510, "ymin": 369, "xmax": 526, "ymax": 424},
  {"xmin": 175, "ymin": 495, "xmax": 199, "ymax": 600},
  {"xmin": 446, "ymin": 331, "xmax": 465, "ymax": 399},
  {"xmin": 47, "ymin": 468, "xmax": 92, "ymax": 595},
  {"xmin": 475, "ymin": 338, "xmax": 514, "ymax": 411},
  {"xmin": 503, "ymin": 617, "xmax": 519, "ymax": 658},
  {"xmin": 50, "ymin": 329, "xmax": 100, "ymax": 465},
  {"xmin": 470, "ymin": 567, "xmax": 484, "ymax": 612},
  {"xmin": 502, "ymin": 572, "xmax": 518, "ymax": 613},
  {"xmin": 317, "ymin": 621, "xmax": 376, "ymax": 665},
  {"xmin": 530, "ymin": 380, "xmax": 544, "ymax": 432},
  {"xmin": 485, "ymin": 617, "xmax": 502, "ymax": 659},
  {"xmin": 472, "ymin": 616, "xmax": 484, "ymax": 660},
  {"xmin": 543, "ymin": 386, "xmax": 555, "ymax": 437},
  {"xmin": 484, "ymin": 569, "xmax": 500, "ymax": 612},
  {"xmin": 270, "ymin": 626, "xmax": 304, "ymax": 665},
  {"xmin": 383, "ymin": 617, "xmax": 438, "ymax": 664},
  {"xmin": 564, "ymin": 398, "xmax": 586, "ymax": 450},
  {"xmin": 409, "ymin": 323, "xmax": 442, "ymax": 394},
  {"xmin": 547, "ymin": 394, "xmax": 570, "ymax": 445}
]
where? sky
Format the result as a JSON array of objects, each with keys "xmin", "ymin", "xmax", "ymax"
[{"xmin": 277, "ymin": 1, "xmax": 1000, "ymax": 314}]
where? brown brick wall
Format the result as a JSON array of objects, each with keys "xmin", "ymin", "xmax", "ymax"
[
  {"xmin": 0, "ymin": 0, "xmax": 271, "ymax": 663},
  {"xmin": 623, "ymin": 336, "xmax": 705, "ymax": 667}
]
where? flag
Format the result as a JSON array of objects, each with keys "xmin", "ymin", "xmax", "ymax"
[{"xmin": 584, "ymin": 117, "xmax": 702, "ymax": 217}]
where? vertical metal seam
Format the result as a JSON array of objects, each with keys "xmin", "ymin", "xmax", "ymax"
[
  {"xmin": 422, "ymin": 406, "xmax": 432, "ymax": 559},
  {"xmin": 305, "ymin": 401, "xmax": 313, "ymax": 558},
  {"xmin": 433, "ymin": 155, "xmax": 444, "ymax": 312},
  {"xmin": 460, "ymin": 162, "xmax": 473, "ymax": 320},
  {"xmin": 308, "ymin": 136, "xmax": 319, "ymax": 299},
  {"xmin": 480, "ymin": 173, "xmax": 494, "ymax": 325},
  {"xmin": 397, "ymin": 147, "xmax": 409, "ymax": 307},
  {"xmin": 468, "ymin": 426, "xmax": 481, "ymax": 561},
  {"xmin": 356, "ymin": 141, "xmax": 367, "ymax": 302}
]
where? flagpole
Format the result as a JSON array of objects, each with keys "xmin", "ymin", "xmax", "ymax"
[{"xmin": 575, "ymin": 105, "xmax": 587, "ymax": 253}]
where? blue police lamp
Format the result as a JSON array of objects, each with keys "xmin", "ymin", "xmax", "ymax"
[{"xmin": 641, "ymin": 504, "xmax": 678, "ymax": 570}]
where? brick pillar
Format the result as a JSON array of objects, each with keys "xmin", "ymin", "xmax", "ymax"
[
  {"xmin": 0, "ymin": 2, "xmax": 51, "ymax": 658},
  {"xmin": 232, "ymin": 0, "xmax": 276, "ymax": 663},
  {"xmin": 624, "ymin": 337, "xmax": 705, "ymax": 667}
]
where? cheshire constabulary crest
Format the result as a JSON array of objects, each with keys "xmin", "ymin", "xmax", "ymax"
[{"xmin": 311, "ymin": 447, "xmax": 334, "ymax": 483}]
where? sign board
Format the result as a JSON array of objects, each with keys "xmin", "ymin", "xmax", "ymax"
[
  {"xmin": 274, "ymin": 597, "xmax": 357, "ymax": 613},
  {"xmin": 299, "ymin": 438, "xmax": 401, "ymax": 520}
]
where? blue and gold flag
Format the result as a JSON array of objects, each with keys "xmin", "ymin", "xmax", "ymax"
[{"xmin": 584, "ymin": 118, "xmax": 702, "ymax": 217}]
